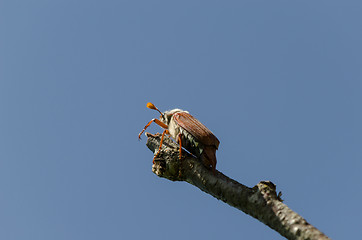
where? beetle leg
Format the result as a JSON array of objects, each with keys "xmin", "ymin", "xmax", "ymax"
[
  {"xmin": 153, "ymin": 129, "xmax": 169, "ymax": 163},
  {"xmin": 177, "ymin": 133, "xmax": 183, "ymax": 177},
  {"xmin": 177, "ymin": 133, "xmax": 182, "ymax": 160},
  {"xmin": 138, "ymin": 118, "xmax": 168, "ymax": 139}
]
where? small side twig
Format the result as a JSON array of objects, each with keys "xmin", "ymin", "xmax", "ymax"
[{"xmin": 145, "ymin": 133, "xmax": 330, "ymax": 240}]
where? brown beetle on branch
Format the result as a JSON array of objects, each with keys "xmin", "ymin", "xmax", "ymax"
[{"xmin": 139, "ymin": 102, "xmax": 220, "ymax": 173}]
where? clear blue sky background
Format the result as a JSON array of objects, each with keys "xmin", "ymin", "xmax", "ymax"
[{"xmin": 1, "ymin": 1, "xmax": 361, "ymax": 239}]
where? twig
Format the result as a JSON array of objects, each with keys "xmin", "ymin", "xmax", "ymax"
[{"xmin": 145, "ymin": 133, "xmax": 330, "ymax": 240}]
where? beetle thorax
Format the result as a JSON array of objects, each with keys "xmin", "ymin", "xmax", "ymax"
[
  {"xmin": 161, "ymin": 109, "xmax": 188, "ymax": 139},
  {"xmin": 161, "ymin": 109, "xmax": 186, "ymax": 125},
  {"xmin": 168, "ymin": 117, "xmax": 180, "ymax": 139}
]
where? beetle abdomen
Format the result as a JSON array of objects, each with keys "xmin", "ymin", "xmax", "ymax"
[
  {"xmin": 170, "ymin": 111, "xmax": 218, "ymax": 173},
  {"xmin": 180, "ymin": 128, "xmax": 217, "ymax": 172},
  {"xmin": 179, "ymin": 128, "xmax": 204, "ymax": 158}
]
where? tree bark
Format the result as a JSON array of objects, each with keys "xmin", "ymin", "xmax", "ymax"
[{"xmin": 145, "ymin": 133, "xmax": 330, "ymax": 240}]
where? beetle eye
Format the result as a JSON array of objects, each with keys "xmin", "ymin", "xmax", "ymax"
[{"xmin": 160, "ymin": 114, "xmax": 168, "ymax": 123}]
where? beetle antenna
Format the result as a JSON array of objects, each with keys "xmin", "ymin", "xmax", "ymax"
[{"xmin": 147, "ymin": 102, "xmax": 163, "ymax": 116}]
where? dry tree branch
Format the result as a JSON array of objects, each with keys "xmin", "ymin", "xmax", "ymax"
[{"xmin": 145, "ymin": 133, "xmax": 330, "ymax": 240}]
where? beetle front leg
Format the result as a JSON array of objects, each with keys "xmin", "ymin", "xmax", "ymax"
[
  {"xmin": 138, "ymin": 118, "xmax": 168, "ymax": 139},
  {"xmin": 153, "ymin": 129, "xmax": 169, "ymax": 163}
]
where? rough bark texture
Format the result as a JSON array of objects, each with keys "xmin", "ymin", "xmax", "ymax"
[{"xmin": 145, "ymin": 133, "xmax": 330, "ymax": 240}]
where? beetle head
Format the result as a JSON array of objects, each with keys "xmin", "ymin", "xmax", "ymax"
[
  {"xmin": 146, "ymin": 102, "xmax": 186, "ymax": 125},
  {"xmin": 161, "ymin": 109, "xmax": 185, "ymax": 124}
]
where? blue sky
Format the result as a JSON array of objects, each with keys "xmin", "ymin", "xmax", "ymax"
[{"xmin": 1, "ymin": 1, "xmax": 361, "ymax": 239}]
